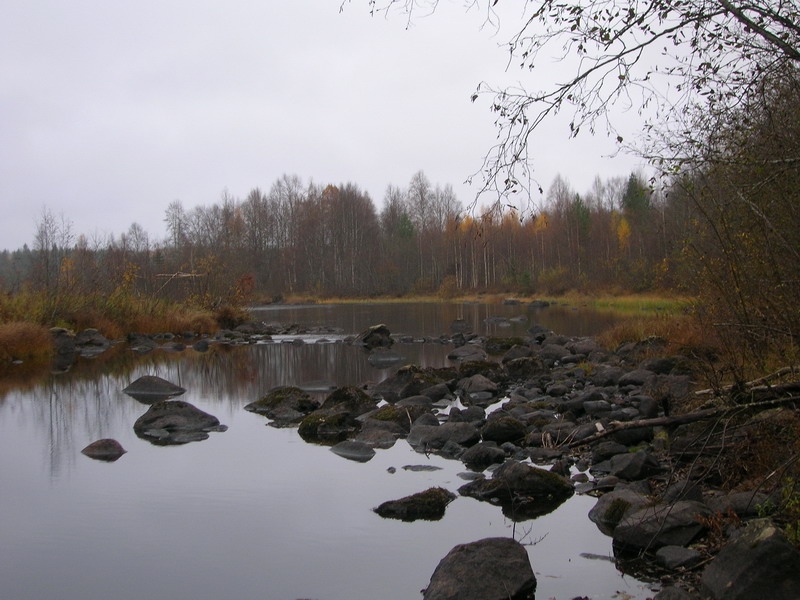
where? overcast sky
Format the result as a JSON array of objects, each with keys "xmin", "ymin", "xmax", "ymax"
[{"xmin": 1, "ymin": 0, "xmax": 644, "ymax": 251}]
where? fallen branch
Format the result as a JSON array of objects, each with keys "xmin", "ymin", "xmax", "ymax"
[
  {"xmin": 568, "ymin": 395, "xmax": 800, "ymax": 448},
  {"xmin": 695, "ymin": 366, "xmax": 800, "ymax": 397}
]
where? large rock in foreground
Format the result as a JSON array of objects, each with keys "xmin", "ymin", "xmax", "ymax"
[
  {"xmin": 423, "ymin": 537, "xmax": 536, "ymax": 600},
  {"xmin": 133, "ymin": 400, "xmax": 226, "ymax": 445},
  {"xmin": 701, "ymin": 519, "xmax": 800, "ymax": 600}
]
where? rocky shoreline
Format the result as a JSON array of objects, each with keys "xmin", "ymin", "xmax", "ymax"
[{"xmin": 56, "ymin": 316, "xmax": 800, "ymax": 599}]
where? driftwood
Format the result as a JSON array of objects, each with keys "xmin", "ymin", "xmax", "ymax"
[
  {"xmin": 568, "ymin": 395, "xmax": 800, "ymax": 448},
  {"xmin": 695, "ymin": 366, "xmax": 800, "ymax": 397}
]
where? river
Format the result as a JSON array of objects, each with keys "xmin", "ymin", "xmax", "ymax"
[{"xmin": 0, "ymin": 302, "xmax": 656, "ymax": 600}]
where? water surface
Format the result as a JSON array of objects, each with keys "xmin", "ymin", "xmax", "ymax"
[{"xmin": 0, "ymin": 303, "xmax": 655, "ymax": 600}]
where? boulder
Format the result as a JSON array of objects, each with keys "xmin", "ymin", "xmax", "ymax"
[
  {"xmin": 701, "ymin": 519, "xmax": 800, "ymax": 600},
  {"xmin": 654, "ymin": 587, "xmax": 696, "ymax": 600},
  {"xmin": 81, "ymin": 438, "xmax": 126, "ymax": 462},
  {"xmin": 74, "ymin": 328, "xmax": 111, "ymax": 357},
  {"xmin": 613, "ymin": 500, "xmax": 711, "ymax": 551},
  {"xmin": 655, "ymin": 545, "xmax": 704, "ymax": 570},
  {"xmin": 447, "ymin": 344, "xmax": 488, "ymax": 363},
  {"xmin": 458, "ymin": 460, "xmax": 574, "ymax": 520},
  {"xmin": 244, "ymin": 386, "xmax": 319, "ymax": 425},
  {"xmin": 372, "ymin": 365, "xmax": 452, "ymax": 403},
  {"xmin": 122, "ymin": 375, "xmax": 186, "ymax": 402},
  {"xmin": 133, "ymin": 400, "xmax": 226, "ymax": 445},
  {"xmin": 298, "ymin": 386, "xmax": 377, "ymax": 443},
  {"xmin": 329, "ymin": 440, "xmax": 376, "ymax": 462},
  {"xmin": 407, "ymin": 422, "xmax": 481, "ymax": 452},
  {"xmin": 481, "ymin": 416, "xmax": 527, "ymax": 444},
  {"xmin": 460, "ymin": 442, "xmax": 507, "ymax": 471},
  {"xmin": 601, "ymin": 450, "xmax": 663, "ymax": 481},
  {"xmin": 423, "ymin": 537, "xmax": 536, "ymax": 600},
  {"xmin": 588, "ymin": 488, "xmax": 650, "ymax": 535},
  {"xmin": 374, "ymin": 487, "xmax": 456, "ymax": 521},
  {"xmin": 352, "ymin": 324, "xmax": 393, "ymax": 349}
]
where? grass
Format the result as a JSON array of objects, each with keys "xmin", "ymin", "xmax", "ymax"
[{"xmin": 0, "ymin": 321, "xmax": 54, "ymax": 372}]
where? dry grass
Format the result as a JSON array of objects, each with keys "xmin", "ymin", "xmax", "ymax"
[{"xmin": 0, "ymin": 322, "xmax": 54, "ymax": 370}]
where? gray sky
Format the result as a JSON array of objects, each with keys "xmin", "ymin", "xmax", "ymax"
[{"xmin": 1, "ymin": 0, "xmax": 643, "ymax": 251}]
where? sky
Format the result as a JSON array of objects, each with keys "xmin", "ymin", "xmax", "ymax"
[{"xmin": 0, "ymin": 0, "xmax": 645, "ymax": 251}]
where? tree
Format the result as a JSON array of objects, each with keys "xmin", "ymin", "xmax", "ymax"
[{"xmin": 343, "ymin": 1, "xmax": 800, "ymax": 201}]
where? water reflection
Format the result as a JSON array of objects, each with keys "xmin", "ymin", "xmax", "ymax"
[{"xmin": 0, "ymin": 303, "xmax": 657, "ymax": 600}]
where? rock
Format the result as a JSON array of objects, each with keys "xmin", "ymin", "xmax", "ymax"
[
  {"xmin": 458, "ymin": 460, "xmax": 574, "ymax": 520},
  {"xmin": 613, "ymin": 500, "xmax": 711, "ymax": 551},
  {"xmin": 618, "ymin": 368, "xmax": 657, "ymax": 387},
  {"xmin": 423, "ymin": 537, "xmax": 536, "ymax": 600},
  {"xmin": 662, "ymin": 479, "xmax": 703, "ymax": 503},
  {"xmin": 458, "ymin": 374, "xmax": 498, "ymax": 395},
  {"xmin": 706, "ymin": 491, "xmax": 773, "ymax": 517},
  {"xmin": 701, "ymin": 519, "xmax": 800, "ymax": 600},
  {"xmin": 372, "ymin": 365, "xmax": 452, "ymax": 403},
  {"xmin": 447, "ymin": 344, "xmax": 488, "ymax": 363},
  {"xmin": 460, "ymin": 442, "xmax": 507, "ymax": 471},
  {"xmin": 122, "ymin": 375, "xmax": 186, "ymax": 402},
  {"xmin": 500, "ymin": 344, "xmax": 532, "ymax": 363},
  {"xmin": 362, "ymin": 403, "xmax": 431, "ymax": 433},
  {"xmin": 539, "ymin": 343, "xmax": 571, "ymax": 362},
  {"xmin": 329, "ymin": 440, "xmax": 376, "ymax": 462},
  {"xmin": 407, "ymin": 422, "xmax": 481, "ymax": 452},
  {"xmin": 133, "ymin": 400, "xmax": 225, "ymax": 445},
  {"xmin": 481, "ymin": 416, "xmax": 527, "ymax": 444},
  {"xmin": 298, "ymin": 386, "xmax": 377, "ymax": 443},
  {"xmin": 605, "ymin": 450, "xmax": 663, "ymax": 481},
  {"xmin": 374, "ymin": 487, "xmax": 456, "ymax": 521},
  {"xmin": 352, "ymin": 323, "xmax": 393, "ymax": 349},
  {"xmin": 74, "ymin": 328, "xmax": 111, "ymax": 356},
  {"xmin": 588, "ymin": 488, "xmax": 650, "ymax": 535},
  {"xmin": 81, "ymin": 438, "xmax": 126, "ymax": 462},
  {"xmin": 655, "ymin": 545, "xmax": 704, "ymax": 570},
  {"xmin": 485, "ymin": 337, "xmax": 526, "ymax": 356},
  {"xmin": 244, "ymin": 386, "xmax": 319, "ymax": 425}
]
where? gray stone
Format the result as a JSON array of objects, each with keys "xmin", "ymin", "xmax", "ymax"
[
  {"xmin": 613, "ymin": 500, "xmax": 711, "ymax": 550},
  {"xmin": 607, "ymin": 450, "xmax": 662, "ymax": 480},
  {"xmin": 701, "ymin": 519, "xmax": 800, "ymax": 600},
  {"xmin": 655, "ymin": 545, "xmax": 704, "ymax": 570},
  {"xmin": 329, "ymin": 440, "xmax": 376, "ymax": 462},
  {"xmin": 123, "ymin": 375, "xmax": 186, "ymax": 402},
  {"xmin": 588, "ymin": 488, "xmax": 650, "ymax": 535},
  {"xmin": 423, "ymin": 537, "xmax": 535, "ymax": 600},
  {"xmin": 133, "ymin": 400, "xmax": 224, "ymax": 445},
  {"xmin": 653, "ymin": 587, "xmax": 697, "ymax": 600},
  {"xmin": 81, "ymin": 438, "xmax": 126, "ymax": 462},
  {"xmin": 374, "ymin": 487, "xmax": 456, "ymax": 522}
]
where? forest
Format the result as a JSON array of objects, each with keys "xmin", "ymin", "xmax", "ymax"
[{"xmin": 0, "ymin": 169, "xmax": 676, "ymax": 301}]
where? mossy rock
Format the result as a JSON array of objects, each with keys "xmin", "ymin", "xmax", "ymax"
[
  {"xmin": 244, "ymin": 386, "xmax": 319, "ymax": 422},
  {"xmin": 297, "ymin": 409, "xmax": 356, "ymax": 444},
  {"xmin": 374, "ymin": 487, "xmax": 457, "ymax": 521},
  {"xmin": 372, "ymin": 365, "xmax": 455, "ymax": 403},
  {"xmin": 369, "ymin": 404, "xmax": 431, "ymax": 431},
  {"xmin": 321, "ymin": 385, "xmax": 377, "ymax": 412}
]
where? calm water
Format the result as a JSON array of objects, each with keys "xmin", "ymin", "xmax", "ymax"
[{"xmin": 0, "ymin": 303, "xmax": 655, "ymax": 600}]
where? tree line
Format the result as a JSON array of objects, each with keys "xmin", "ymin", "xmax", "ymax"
[{"xmin": 0, "ymin": 169, "xmax": 691, "ymax": 305}]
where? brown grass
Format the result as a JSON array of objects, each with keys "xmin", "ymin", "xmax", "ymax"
[{"xmin": 0, "ymin": 322, "xmax": 54, "ymax": 370}]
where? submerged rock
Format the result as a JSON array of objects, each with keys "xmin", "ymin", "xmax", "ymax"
[
  {"xmin": 133, "ymin": 400, "xmax": 225, "ymax": 445},
  {"xmin": 374, "ymin": 487, "xmax": 456, "ymax": 521},
  {"xmin": 423, "ymin": 537, "xmax": 536, "ymax": 600},
  {"xmin": 123, "ymin": 375, "xmax": 186, "ymax": 402},
  {"xmin": 81, "ymin": 438, "xmax": 126, "ymax": 462}
]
